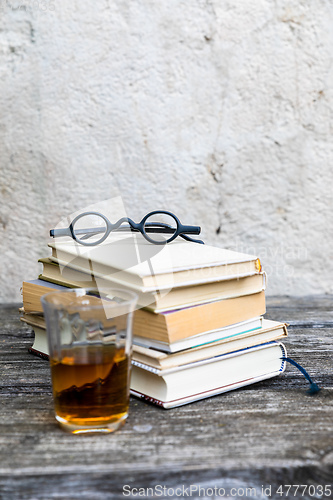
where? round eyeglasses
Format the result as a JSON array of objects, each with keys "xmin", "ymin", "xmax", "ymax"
[{"xmin": 50, "ymin": 210, "xmax": 204, "ymax": 246}]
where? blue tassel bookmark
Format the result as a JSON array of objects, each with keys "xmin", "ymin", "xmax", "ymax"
[{"xmin": 281, "ymin": 357, "xmax": 321, "ymax": 394}]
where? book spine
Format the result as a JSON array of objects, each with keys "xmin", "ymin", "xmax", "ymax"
[
  {"xmin": 131, "ymin": 360, "xmax": 161, "ymax": 375},
  {"xmin": 28, "ymin": 347, "xmax": 49, "ymax": 361},
  {"xmin": 38, "ymin": 275, "xmax": 76, "ymax": 288},
  {"xmin": 278, "ymin": 342, "xmax": 287, "ymax": 372},
  {"xmin": 130, "ymin": 390, "xmax": 166, "ymax": 408}
]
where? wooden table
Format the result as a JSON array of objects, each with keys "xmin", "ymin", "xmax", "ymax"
[{"xmin": 0, "ymin": 297, "xmax": 332, "ymax": 500}]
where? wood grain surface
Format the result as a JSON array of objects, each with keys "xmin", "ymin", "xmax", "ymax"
[{"xmin": 0, "ymin": 297, "xmax": 332, "ymax": 500}]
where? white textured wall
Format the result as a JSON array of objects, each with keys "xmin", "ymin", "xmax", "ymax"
[{"xmin": 1, "ymin": 0, "xmax": 333, "ymax": 302}]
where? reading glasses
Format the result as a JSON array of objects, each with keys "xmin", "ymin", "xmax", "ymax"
[{"xmin": 50, "ymin": 210, "xmax": 204, "ymax": 246}]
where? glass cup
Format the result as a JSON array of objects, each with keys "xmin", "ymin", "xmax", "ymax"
[{"xmin": 41, "ymin": 288, "xmax": 138, "ymax": 434}]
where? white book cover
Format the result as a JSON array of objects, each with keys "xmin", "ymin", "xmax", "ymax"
[
  {"xmin": 130, "ymin": 342, "xmax": 287, "ymax": 408},
  {"xmin": 48, "ymin": 235, "xmax": 261, "ymax": 292},
  {"xmin": 131, "ymin": 341, "xmax": 286, "ymax": 376}
]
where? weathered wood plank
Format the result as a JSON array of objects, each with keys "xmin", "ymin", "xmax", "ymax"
[{"xmin": 0, "ymin": 300, "xmax": 332, "ymax": 500}]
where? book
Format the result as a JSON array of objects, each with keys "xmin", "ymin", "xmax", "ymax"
[
  {"xmin": 130, "ymin": 342, "xmax": 287, "ymax": 408},
  {"xmin": 21, "ymin": 314, "xmax": 264, "ymax": 355},
  {"xmin": 38, "ymin": 257, "xmax": 266, "ymax": 313},
  {"xmin": 21, "ymin": 327, "xmax": 287, "ymax": 408},
  {"xmin": 132, "ymin": 319, "xmax": 288, "ymax": 369},
  {"xmin": 133, "ymin": 291, "xmax": 265, "ymax": 343},
  {"xmin": 21, "ymin": 316, "xmax": 283, "ymax": 361},
  {"xmin": 19, "ymin": 309, "xmax": 46, "ymax": 329},
  {"xmin": 133, "ymin": 316, "xmax": 263, "ymax": 352},
  {"xmin": 48, "ymin": 236, "xmax": 261, "ymax": 292},
  {"xmin": 21, "ymin": 324, "xmax": 48, "ymax": 358},
  {"xmin": 22, "ymin": 279, "xmax": 266, "ymax": 343},
  {"xmin": 21, "ymin": 280, "xmax": 71, "ymax": 313},
  {"xmin": 38, "ymin": 258, "xmax": 97, "ymax": 289}
]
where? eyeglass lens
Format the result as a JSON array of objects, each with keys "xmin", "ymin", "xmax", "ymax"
[
  {"xmin": 72, "ymin": 214, "xmax": 108, "ymax": 244},
  {"xmin": 143, "ymin": 212, "xmax": 178, "ymax": 243}
]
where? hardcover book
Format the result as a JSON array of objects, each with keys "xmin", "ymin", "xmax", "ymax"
[
  {"xmin": 22, "ymin": 278, "xmax": 266, "ymax": 344},
  {"xmin": 133, "ymin": 316, "xmax": 263, "ymax": 352},
  {"xmin": 38, "ymin": 257, "xmax": 266, "ymax": 313},
  {"xmin": 130, "ymin": 342, "xmax": 287, "ymax": 408},
  {"xmin": 132, "ymin": 319, "xmax": 288, "ymax": 368},
  {"xmin": 20, "ymin": 321, "xmax": 287, "ymax": 409},
  {"xmin": 47, "ymin": 236, "xmax": 261, "ymax": 292},
  {"xmin": 133, "ymin": 291, "xmax": 266, "ymax": 343},
  {"xmin": 21, "ymin": 316, "xmax": 286, "ymax": 361}
]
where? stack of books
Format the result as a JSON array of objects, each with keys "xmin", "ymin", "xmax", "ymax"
[{"xmin": 20, "ymin": 235, "xmax": 288, "ymax": 408}]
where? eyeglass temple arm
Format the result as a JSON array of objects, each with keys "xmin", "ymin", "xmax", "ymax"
[
  {"xmin": 50, "ymin": 227, "xmax": 72, "ymax": 238},
  {"xmin": 180, "ymin": 234, "xmax": 205, "ymax": 244},
  {"xmin": 180, "ymin": 225, "xmax": 201, "ymax": 235},
  {"xmin": 50, "ymin": 223, "xmax": 201, "ymax": 238},
  {"xmin": 50, "ymin": 227, "xmax": 108, "ymax": 238}
]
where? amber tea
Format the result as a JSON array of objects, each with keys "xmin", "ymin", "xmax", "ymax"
[
  {"xmin": 50, "ymin": 344, "xmax": 130, "ymax": 433},
  {"xmin": 42, "ymin": 288, "xmax": 137, "ymax": 434}
]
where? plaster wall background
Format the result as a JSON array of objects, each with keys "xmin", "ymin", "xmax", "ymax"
[{"xmin": 1, "ymin": 0, "xmax": 333, "ymax": 302}]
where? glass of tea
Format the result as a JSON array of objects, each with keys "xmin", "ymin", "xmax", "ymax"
[{"xmin": 41, "ymin": 288, "xmax": 138, "ymax": 434}]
